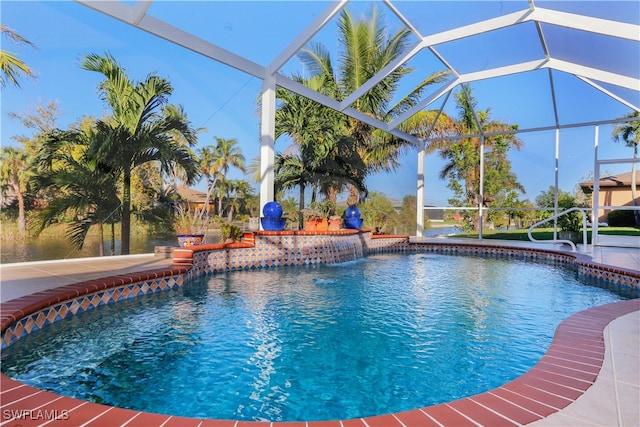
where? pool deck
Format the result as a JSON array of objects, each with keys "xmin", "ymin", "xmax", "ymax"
[{"xmin": 0, "ymin": 240, "xmax": 638, "ymax": 427}]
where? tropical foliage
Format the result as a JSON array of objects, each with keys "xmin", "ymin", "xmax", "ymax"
[
  {"xmin": 0, "ymin": 147, "xmax": 32, "ymax": 235},
  {"xmin": 1, "ymin": 101, "xmax": 62, "ymax": 237},
  {"xmin": 80, "ymin": 52, "xmax": 200, "ymax": 254},
  {"xmin": 274, "ymin": 7, "xmax": 450, "ymax": 226},
  {"xmin": 437, "ymin": 84, "xmax": 524, "ymax": 231},
  {"xmin": 535, "ymin": 186, "xmax": 587, "ymax": 232},
  {"xmin": 359, "ymin": 191, "xmax": 397, "ymax": 232},
  {"xmin": 173, "ymin": 203, "xmax": 208, "ymax": 235},
  {"xmin": 32, "ymin": 121, "xmax": 121, "ymax": 253},
  {"xmin": 0, "ymin": 25, "xmax": 36, "ymax": 88},
  {"xmin": 197, "ymin": 137, "xmax": 246, "ymax": 217}
]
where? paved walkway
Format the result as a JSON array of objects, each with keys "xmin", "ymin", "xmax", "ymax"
[
  {"xmin": 0, "ymin": 254, "xmax": 173, "ymax": 303},
  {"xmin": 0, "ymin": 241, "xmax": 638, "ymax": 426}
]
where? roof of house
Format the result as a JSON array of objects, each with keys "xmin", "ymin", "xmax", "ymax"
[
  {"xmin": 580, "ymin": 171, "xmax": 640, "ymax": 192},
  {"xmin": 176, "ymin": 186, "xmax": 208, "ymax": 203}
]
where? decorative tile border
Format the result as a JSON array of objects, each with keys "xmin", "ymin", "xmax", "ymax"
[
  {"xmin": 1, "ymin": 274, "xmax": 183, "ymax": 349},
  {"xmin": 410, "ymin": 241, "xmax": 639, "ymax": 290}
]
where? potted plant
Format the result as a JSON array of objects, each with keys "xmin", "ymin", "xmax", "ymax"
[
  {"xmin": 328, "ymin": 215, "xmax": 342, "ymax": 230},
  {"xmin": 302, "ymin": 204, "xmax": 322, "ymax": 232},
  {"xmin": 313, "ymin": 200, "xmax": 333, "ymax": 231},
  {"xmin": 558, "ymin": 210, "xmax": 582, "ymax": 243},
  {"xmin": 173, "ymin": 204, "xmax": 208, "ymax": 246},
  {"xmin": 319, "ymin": 199, "xmax": 336, "ymax": 218},
  {"xmin": 220, "ymin": 222, "xmax": 243, "ymax": 243}
]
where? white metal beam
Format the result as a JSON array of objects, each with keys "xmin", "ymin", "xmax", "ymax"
[
  {"xmin": 458, "ymin": 59, "xmax": 549, "ymax": 84},
  {"xmin": 76, "ymin": 0, "xmax": 266, "ymax": 79},
  {"xmin": 528, "ymin": 7, "xmax": 640, "ymax": 42},
  {"xmin": 389, "ymin": 79, "xmax": 459, "ymax": 130},
  {"xmin": 576, "ymin": 76, "xmax": 640, "ymax": 113},
  {"xmin": 274, "ymin": 74, "xmax": 420, "ymax": 145},
  {"xmin": 421, "ymin": 8, "xmax": 534, "ymax": 46},
  {"xmin": 545, "ymin": 58, "xmax": 639, "ymax": 91},
  {"xmin": 416, "ymin": 148, "xmax": 425, "ymax": 236},
  {"xmin": 266, "ymin": 0, "xmax": 347, "ymax": 76},
  {"xmin": 131, "ymin": 1, "xmax": 152, "ymax": 25}
]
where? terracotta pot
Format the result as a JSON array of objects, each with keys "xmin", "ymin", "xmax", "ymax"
[
  {"xmin": 328, "ymin": 219, "xmax": 341, "ymax": 230},
  {"xmin": 316, "ymin": 218, "xmax": 329, "ymax": 232},
  {"xmin": 305, "ymin": 219, "xmax": 318, "ymax": 232}
]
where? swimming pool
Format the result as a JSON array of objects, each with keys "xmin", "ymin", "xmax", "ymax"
[{"xmin": 1, "ymin": 253, "xmax": 632, "ymax": 422}]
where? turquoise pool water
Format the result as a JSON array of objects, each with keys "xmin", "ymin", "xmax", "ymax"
[{"xmin": 1, "ymin": 253, "xmax": 633, "ymax": 422}]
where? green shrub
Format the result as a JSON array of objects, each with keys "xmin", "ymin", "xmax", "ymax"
[
  {"xmin": 220, "ymin": 222, "xmax": 243, "ymax": 241},
  {"xmin": 557, "ymin": 210, "xmax": 582, "ymax": 231},
  {"xmin": 607, "ymin": 210, "xmax": 636, "ymax": 227}
]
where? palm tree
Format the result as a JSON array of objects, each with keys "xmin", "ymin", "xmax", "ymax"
[
  {"xmin": 2, "ymin": 102, "xmax": 62, "ymax": 237},
  {"xmin": 197, "ymin": 137, "xmax": 246, "ymax": 217},
  {"xmin": 437, "ymin": 84, "xmax": 524, "ymax": 230},
  {"xmin": 224, "ymin": 179, "xmax": 254, "ymax": 221},
  {"xmin": 274, "ymin": 153, "xmax": 311, "ymax": 228},
  {"xmin": 611, "ymin": 111, "xmax": 640, "ymax": 225},
  {"xmin": 196, "ymin": 145, "xmax": 219, "ymax": 214},
  {"xmin": 275, "ymin": 75, "xmax": 369, "ymax": 218},
  {"xmin": 284, "ymin": 7, "xmax": 449, "ymax": 205},
  {"xmin": 0, "ymin": 146, "xmax": 32, "ymax": 236},
  {"xmin": 0, "ymin": 25, "xmax": 36, "ymax": 88},
  {"xmin": 32, "ymin": 127, "xmax": 121, "ymax": 253},
  {"xmin": 81, "ymin": 52, "xmax": 199, "ymax": 254}
]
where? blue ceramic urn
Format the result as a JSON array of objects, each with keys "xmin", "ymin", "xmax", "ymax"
[
  {"xmin": 344, "ymin": 217, "xmax": 363, "ymax": 229},
  {"xmin": 260, "ymin": 217, "xmax": 286, "ymax": 231},
  {"xmin": 344, "ymin": 205, "xmax": 361, "ymax": 218},
  {"xmin": 262, "ymin": 201, "xmax": 283, "ymax": 218}
]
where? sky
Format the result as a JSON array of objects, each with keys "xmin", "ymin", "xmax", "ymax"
[{"xmin": 2, "ymin": 1, "xmax": 638, "ymax": 208}]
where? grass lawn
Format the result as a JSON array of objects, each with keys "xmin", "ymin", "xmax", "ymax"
[{"xmin": 454, "ymin": 227, "xmax": 640, "ymax": 244}]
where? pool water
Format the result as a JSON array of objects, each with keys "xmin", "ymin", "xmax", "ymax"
[{"xmin": 1, "ymin": 254, "xmax": 633, "ymax": 422}]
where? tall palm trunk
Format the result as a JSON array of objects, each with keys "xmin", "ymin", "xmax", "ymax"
[
  {"xmin": 98, "ymin": 224, "xmax": 105, "ymax": 256},
  {"xmin": 298, "ymin": 183, "xmax": 305, "ymax": 229},
  {"xmin": 121, "ymin": 170, "xmax": 131, "ymax": 254},
  {"xmin": 110, "ymin": 222, "xmax": 116, "ymax": 256},
  {"xmin": 347, "ymin": 184, "xmax": 359, "ymax": 206},
  {"xmin": 16, "ymin": 190, "xmax": 26, "ymax": 239}
]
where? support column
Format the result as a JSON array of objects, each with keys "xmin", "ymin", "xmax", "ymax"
[
  {"xmin": 554, "ymin": 128, "xmax": 560, "ymax": 239},
  {"xmin": 478, "ymin": 136, "xmax": 485, "ymax": 239},
  {"xmin": 592, "ymin": 126, "xmax": 600, "ymax": 246},
  {"xmin": 259, "ymin": 76, "xmax": 276, "ymax": 221},
  {"xmin": 416, "ymin": 146, "xmax": 425, "ymax": 236}
]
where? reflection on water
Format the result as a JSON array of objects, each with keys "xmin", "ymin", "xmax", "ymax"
[{"xmin": 0, "ymin": 234, "xmax": 218, "ymax": 264}]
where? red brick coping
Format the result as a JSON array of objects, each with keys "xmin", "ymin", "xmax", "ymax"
[{"xmin": 1, "ymin": 241, "xmax": 638, "ymax": 426}]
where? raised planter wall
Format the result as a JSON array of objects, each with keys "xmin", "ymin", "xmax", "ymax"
[{"xmin": 173, "ymin": 230, "xmax": 410, "ymax": 280}]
